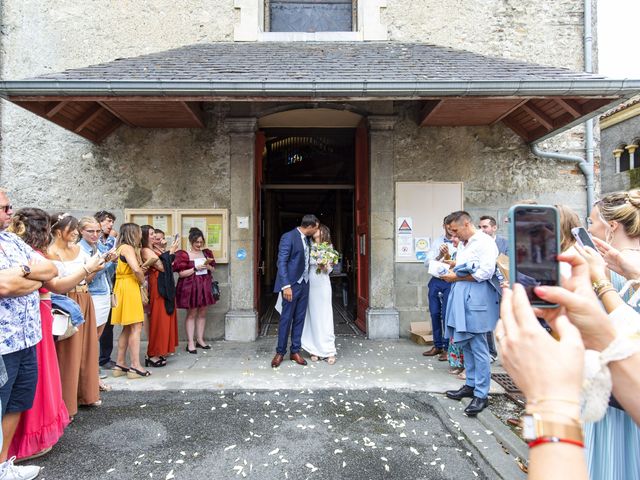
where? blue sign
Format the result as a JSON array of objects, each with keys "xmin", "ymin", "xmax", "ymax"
[
  {"xmin": 236, "ymin": 248, "xmax": 247, "ymax": 260},
  {"xmin": 416, "ymin": 251, "xmax": 427, "ymax": 262}
]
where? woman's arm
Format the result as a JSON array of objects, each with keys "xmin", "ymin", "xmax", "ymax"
[
  {"xmin": 121, "ymin": 245, "xmax": 145, "ymax": 284},
  {"xmin": 142, "ymin": 247, "xmax": 163, "ymax": 272},
  {"xmin": 45, "ymin": 255, "xmax": 104, "ymax": 294}
]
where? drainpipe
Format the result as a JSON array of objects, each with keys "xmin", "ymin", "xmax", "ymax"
[{"xmin": 530, "ymin": 0, "xmax": 595, "ymax": 216}]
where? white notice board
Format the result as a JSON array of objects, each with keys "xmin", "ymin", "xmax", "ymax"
[{"xmin": 395, "ymin": 182, "xmax": 464, "ymax": 263}]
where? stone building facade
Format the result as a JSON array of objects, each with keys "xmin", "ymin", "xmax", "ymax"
[
  {"xmin": 0, "ymin": 0, "xmax": 634, "ymax": 340},
  {"xmin": 599, "ymin": 98, "xmax": 640, "ymax": 194}
]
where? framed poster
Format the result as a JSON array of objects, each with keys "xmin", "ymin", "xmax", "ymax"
[
  {"xmin": 124, "ymin": 209, "xmax": 175, "ymax": 236},
  {"xmin": 177, "ymin": 209, "xmax": 229, "ymax": 263}
]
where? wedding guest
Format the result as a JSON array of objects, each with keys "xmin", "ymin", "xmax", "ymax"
[
  {"xmin": 141, "ymin": 227, "xmax": 180, "ymax": 366},
  {"xmin": 78, "ymin": 216, "xmax": 115, "ymax": 388},
  {"xmin": 48, "ymin": 213, "xmax": 103, "ymax": 415},
  {"xmin": 7, "ymin": 209, "xmax": 93, "ymax": 460},
  {"xmin": 173, "ymin": 228, "xmax": 216, "ymax": 354},
  {"xmin": 443, "ymin": 211, "xmax": 500, "ymax": 417},
  {"xmin": 301, "ymin": 224, "xmax": 337, "ymax": 365},
  {"xmin": 111, "ymin": 223, "xmax": 150, "ymax": 379},
  {"xmin": 95, "ymin": 210, "xmax": 117, "ymax": 370},
  {"xmin": 0, "ymin": 195, "xmax": 57, "ymax": 479},
  {"xmin": 422, "ymin": 218, "xmax": 455, "ymax": 361},
  {"xmin": 555, "ymin": 204, "xmax": 581, "ymax": 276},
  {"xmin": 478, "ymin": 215, "xmax": 508, "ymax": 255}
]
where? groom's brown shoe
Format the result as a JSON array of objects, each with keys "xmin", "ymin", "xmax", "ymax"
[
  {"xmin": 271, "ymin": 353, "xmax": 284, "ymax": 368},
  {"xmin": 290, "ymin": 352, "xmax": 307, "ymax": 366}
]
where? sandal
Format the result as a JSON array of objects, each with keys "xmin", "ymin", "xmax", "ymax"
[
  {"xmin": 310, "ymin": 355, "xmax": 320, "ymax": 362},
  {"xmin": 127, "ymin": 367, "xmax": 152, "ymax": 379},
  {"xmin": 327, "ymin": 356, "xmax": 336, "ymax": 365},
  {"xmin": 145, "ymin": 356, "xmax": 166, "ymax": 368},
  {"xmin": 448, "ymin": 367, "xmax": 464, "ymax": 375},
  {"xmin": 99, "ymin": 381, "xmax": 112, "ymax": 392},
  {"xmin": 112, "ymin": 364, "xmax": 129, "ymax": 377},
  {"xmin": 457, "ymin": 370, "xmax": 466, "ymax": 380}
]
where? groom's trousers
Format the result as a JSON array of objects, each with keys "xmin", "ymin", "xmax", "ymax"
[{"xmin": 277, "ymin": 281, "xmax": 310, "ymax": 355}]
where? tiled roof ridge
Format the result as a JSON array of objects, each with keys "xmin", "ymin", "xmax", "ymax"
[{"xmin": 600, "ymin": 94, "xmax": 640, "ymax": 119}]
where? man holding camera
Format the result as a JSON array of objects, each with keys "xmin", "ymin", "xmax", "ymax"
[{"xmin": 440, "ymin": 211, "xmax": 500, "ymax": 416}]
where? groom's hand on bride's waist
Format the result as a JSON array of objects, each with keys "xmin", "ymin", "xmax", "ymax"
[{"xmin": 282, "ymin": 287, "xmax": 293, "ymax": 302}]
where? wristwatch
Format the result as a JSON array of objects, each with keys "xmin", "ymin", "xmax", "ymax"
[
  {"xmin": 20, "ymin": 264, "xmax": 31, "ymax": 277},
  {"xmin": 521, "ymin": 413, "xmax": 583, "ymax": 442}
]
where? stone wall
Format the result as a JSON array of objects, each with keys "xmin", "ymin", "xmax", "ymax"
[
  {"xmin": 599, "ymin": 115, "xmax": 640, "ymax": 194},
  {"xmin": 391, "ymin": 103, "xmax": 589, "ymax": 335}
]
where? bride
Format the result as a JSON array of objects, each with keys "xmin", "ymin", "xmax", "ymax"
[{"xmin": 301, "ymin": 224, "xmax": 337, "ymax": 364}]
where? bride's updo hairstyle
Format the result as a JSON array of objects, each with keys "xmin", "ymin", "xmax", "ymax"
[
  {"xmin": 317, "ymin": 224, "xmax": 332, "ymax": 244},
  {"xmin": 597, "ymin": 189, "xmax": 640, "ymax": 238}
]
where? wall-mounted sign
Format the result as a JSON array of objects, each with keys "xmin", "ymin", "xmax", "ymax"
[{"xmin": 236, "ymin": 248, "xmax": 247, "ymax": 260}]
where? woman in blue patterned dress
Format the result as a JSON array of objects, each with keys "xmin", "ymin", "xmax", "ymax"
[{"xmin": 585, "ymin": 189, "xmax": 640, "ymax": 480}]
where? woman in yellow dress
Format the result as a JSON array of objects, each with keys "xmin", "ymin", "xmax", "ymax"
[{"xmin": 111, "ymin": 223, "xmax": 150, "ymax": 379}]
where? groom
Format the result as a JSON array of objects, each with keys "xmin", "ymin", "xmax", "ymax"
[{"xmin": 271, "ymin": 214, "xmax": 319, "ymax": 368}]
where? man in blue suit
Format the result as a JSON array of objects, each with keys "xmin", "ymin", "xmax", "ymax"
[{"xmin": 271, "ymin": 214, "xmax": 319, "ymax": 368}]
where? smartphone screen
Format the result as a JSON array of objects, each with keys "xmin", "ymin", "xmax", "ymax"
[
  {"xmin": 511, "ymin": 206, "xmax": 559, "ymax": 306},
  {"xmin": 572, "ymin": 227, "xmax": 597, "ymax": 250}
]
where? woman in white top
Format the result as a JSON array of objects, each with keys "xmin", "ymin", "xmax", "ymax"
[{"xmin": 301, "ymin": 224, "xmax": 337, "ymax": 365}]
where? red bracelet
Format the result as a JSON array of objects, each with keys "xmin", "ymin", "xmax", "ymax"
[{"xmin": 528, "ymin": 437, "xmax": 584, "ymax": 449}]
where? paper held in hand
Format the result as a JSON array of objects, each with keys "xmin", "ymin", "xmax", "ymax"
[
  {"xmin": 194, "ymin": 257, "xmax": 208, "ymax": 275},
  {"xmin": 428, "ymin": 260, "xmax": 450, "ymax": 278}
]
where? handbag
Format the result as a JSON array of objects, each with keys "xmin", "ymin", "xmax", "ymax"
[
  {"xmin": 211, "ymin": 280, "xmax": 220, "ymax": 301},
  {"xmin": 51, "ymin": 308, "xmax": 78, "ymax": 340},
  {"xmin": 140, "ymin": 284, "xmax": 149, "ymax": 306}
]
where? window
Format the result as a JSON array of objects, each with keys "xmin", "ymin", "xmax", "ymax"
[{"xmin": 267, "ymin": 0, "xmax": 355, "ymax": 33}]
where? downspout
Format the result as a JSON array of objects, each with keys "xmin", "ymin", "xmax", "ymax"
[{"xmin": 530, "ymin": 0, "xmax": 595, "ymax": 216}]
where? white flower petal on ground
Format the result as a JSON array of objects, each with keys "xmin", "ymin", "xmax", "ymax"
[
  {"xmin": 224, "ymin": 445, "xmax": 237, "ymax": 451},
  {"xmin": 165, "ymin": 470, "xmax": 175, "ymax": 479},
  {"xmin": 268, "ymin": 449, "xmax": 279, "ymax": 456},
  {"xmin": 410, "ymin": 447, "xmax": 420, "ymax": 455}
]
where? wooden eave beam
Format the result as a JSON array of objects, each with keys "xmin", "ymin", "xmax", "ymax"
[
  {"xmin": 489, "ymin": 99, "xmax": 530, "ymax": 126},
  {"xmin": 95, "ymin": 118, "xmax": 122, "ymax": 143},
  {"xmin": 181, "ymin": 102, "xmax": 205, "ymax": 128},
  {"xmin": 419, "ymin": 100, "xmax": 444, "ymax": 126},
  {"xmin": 97, "ymin": 101, "xmax": 135, "ymax": 127},
  {"xmin": 45, "ymin": 101, "xmax": 68, "ymax": 118},
  {"xmin": 520, "ymin": 101, "xmax": 554, "ymax": 131},
  {"xmin": 554, "ymin": 98, "xmax": 583, "ymax": 118},
  {"xmin": 502, "ymin": 117, "xmax": 532, "ymax": 143},
  {"xmin": 73, "ymin": 104, "xmax": 103, "ymax": 133}
]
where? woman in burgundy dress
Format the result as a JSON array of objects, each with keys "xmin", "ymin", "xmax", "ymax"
[{"xmin": 172, "ymin": 227, "xmax": 216, "ymax": 354}]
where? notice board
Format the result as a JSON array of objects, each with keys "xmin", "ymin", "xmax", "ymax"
[
  {"xmin": 395, "ymin": 182, "xmax": 464, "ymax": 263},
  {"xmin": 124, "ymin": 208, "xmax": 229, "ymax": 263}
]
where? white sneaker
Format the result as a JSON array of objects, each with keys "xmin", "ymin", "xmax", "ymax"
[{"xmin": 0, "ymin": 457, "xmax": 40, "ymax": 480}]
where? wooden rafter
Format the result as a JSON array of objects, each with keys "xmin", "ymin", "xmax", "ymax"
[
  {"xmin": 97, "ymin": 101, "xmax": 135, "ymax": 127},
  {"xmin": 520, "ymin": 102, "xmax": 554, "ymax": 130},
  {"xmin": 45, "ymin": 101, "xmax": 68, "ymax": 118},
  {"xmin": 502, "ymin": 116, "xmax": 532, "ymax": 143},
  {"xmin": 554, "ymin": 98, "xmax": 582, "ymax": 118},
  {"xmin": 489, "ymin": 99, "xmax": 529, "ymax": 126},
  {"xmin": 73, "ymin": 104, "xmax": 103, "ymax": 133},
  {"xmin": 419, "ymin": 100, "xmax": 444, "ymax": 126},
  {"xmin": 181, "ymin": 102, "xmax": 205, "ymax": 128},
  {"xmin": 95, "ymin": 118, "xmax": 122, "ymax": 143}
]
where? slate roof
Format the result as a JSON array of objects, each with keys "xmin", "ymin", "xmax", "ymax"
[{"xmin": 33, "ymin": 42, "xmax": 602, "ymax": 83}]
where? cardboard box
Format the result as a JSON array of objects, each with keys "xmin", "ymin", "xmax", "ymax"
[{"xmin": 409, "ymin": 322, "xmax": 433, "ymax": 345}]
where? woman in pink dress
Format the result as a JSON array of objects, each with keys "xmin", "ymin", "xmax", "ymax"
[
  {"xmin": 7, "ymin": 209, "xmax": 70, "ymax": 459},
  {"xmin": 172, "ymin": 227, "xmax": 216, "ymax": 354}
]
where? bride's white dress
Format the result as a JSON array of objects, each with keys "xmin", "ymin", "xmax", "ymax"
[{"xmin": 301, "ymin": 254, "xmax": 336, "ymax": 357}]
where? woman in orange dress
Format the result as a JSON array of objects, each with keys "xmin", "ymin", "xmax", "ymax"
[{"xmin": 140, "ymin": 226, "xmax": 180, "ymax": 367}]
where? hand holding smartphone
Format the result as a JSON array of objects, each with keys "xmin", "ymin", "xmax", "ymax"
[
  {"xmin": 571, "ymin": 226, "xmax": 599, "ymax": 252},
  {"xmin": 508, "ymin": 205, "xmax": 560, "ymax": 308}
]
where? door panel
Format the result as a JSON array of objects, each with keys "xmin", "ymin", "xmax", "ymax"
[
  {"xmin": 254, "ymin": 131, "xmax": 266, "ymax": 315},
  {"xmin": 354, "ymin": 122, "xmax": 369, "ymax": 333}
]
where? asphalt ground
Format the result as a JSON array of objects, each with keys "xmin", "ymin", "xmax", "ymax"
[{"xmin": 34, "ymin": 389, "xmax": 497, "ymax": 480}]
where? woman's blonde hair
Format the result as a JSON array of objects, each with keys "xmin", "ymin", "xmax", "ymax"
[
  {"xmin": 596, "ymin": 189, "xmax": 640, "ymax": 238},
  {"xmin": 555, "ymin": 204, "xmax": 581, "ymax": 252},
  {"xmin": 78, "ymin": 216, "xmax": 99, "ymax": 232}
]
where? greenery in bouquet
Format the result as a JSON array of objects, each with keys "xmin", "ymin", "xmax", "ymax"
[{"xmin": 311, "ymin": 242, "xmax": 340, "ymax": 274}]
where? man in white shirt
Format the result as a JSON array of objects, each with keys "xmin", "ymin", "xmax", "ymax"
[{"xmin": 440, "ymin": 211, "xmax": 500, "ymax": 416}]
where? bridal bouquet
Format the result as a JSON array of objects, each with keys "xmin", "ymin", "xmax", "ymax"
[{"xmin": 311, "ymin": 242, "xmax": 340, "ymax": 274}]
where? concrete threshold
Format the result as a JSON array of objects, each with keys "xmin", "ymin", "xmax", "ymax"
[{"xmin": 105, "ymin": 336, "xmax": 507, "ymax": 394}]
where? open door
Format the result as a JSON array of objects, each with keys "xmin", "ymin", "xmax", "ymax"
[
  {"xmin": 354, "ymin": 121, "xmax": 369, "ymax": 333},
  {"xmin": 254, "ymin": 131, "xmax": 266, "ymax": 317}
]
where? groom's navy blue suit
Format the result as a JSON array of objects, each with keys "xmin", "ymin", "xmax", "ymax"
[{"xmin": 274, "ymin": 227, "xmax": 311, "ymax": 355}]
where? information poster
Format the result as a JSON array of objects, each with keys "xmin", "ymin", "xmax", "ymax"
[
  {"xmin": 182, "ymin": 216, "xmax": 207, "ymax": 238},
  {"xmin": 207, "ymin": 224, "xmax": 222, "ymax": 250},
  {"xmin": 153, "ymin": 215, "xmax": 169, "ymax": 233}
]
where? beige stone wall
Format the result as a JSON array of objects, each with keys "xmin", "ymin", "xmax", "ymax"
[{"xmin": 384, "ymin": 0, "xmax": 586, "ymax": 70}]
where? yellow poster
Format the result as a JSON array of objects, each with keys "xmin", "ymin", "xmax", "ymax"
[{"xmin": 208, "ymin": 224, "xmax": 222, "ymax": 250}]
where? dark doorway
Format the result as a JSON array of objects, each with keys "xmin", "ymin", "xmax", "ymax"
[{"xmin": 257, "ymin": 128, "xmax": 361, "ymax": 336}]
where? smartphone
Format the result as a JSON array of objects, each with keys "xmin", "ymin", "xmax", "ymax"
[
  {"xmin": 173, "ymin": 233, "xmax": 180, "ymax": 243},
  {"xmin": 508, "ymin": 205, "xmax": 560, "ymax": 307},
  {"xmin": 571, "ymin": 226, "xmax": 598, "ymax": 251}
]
